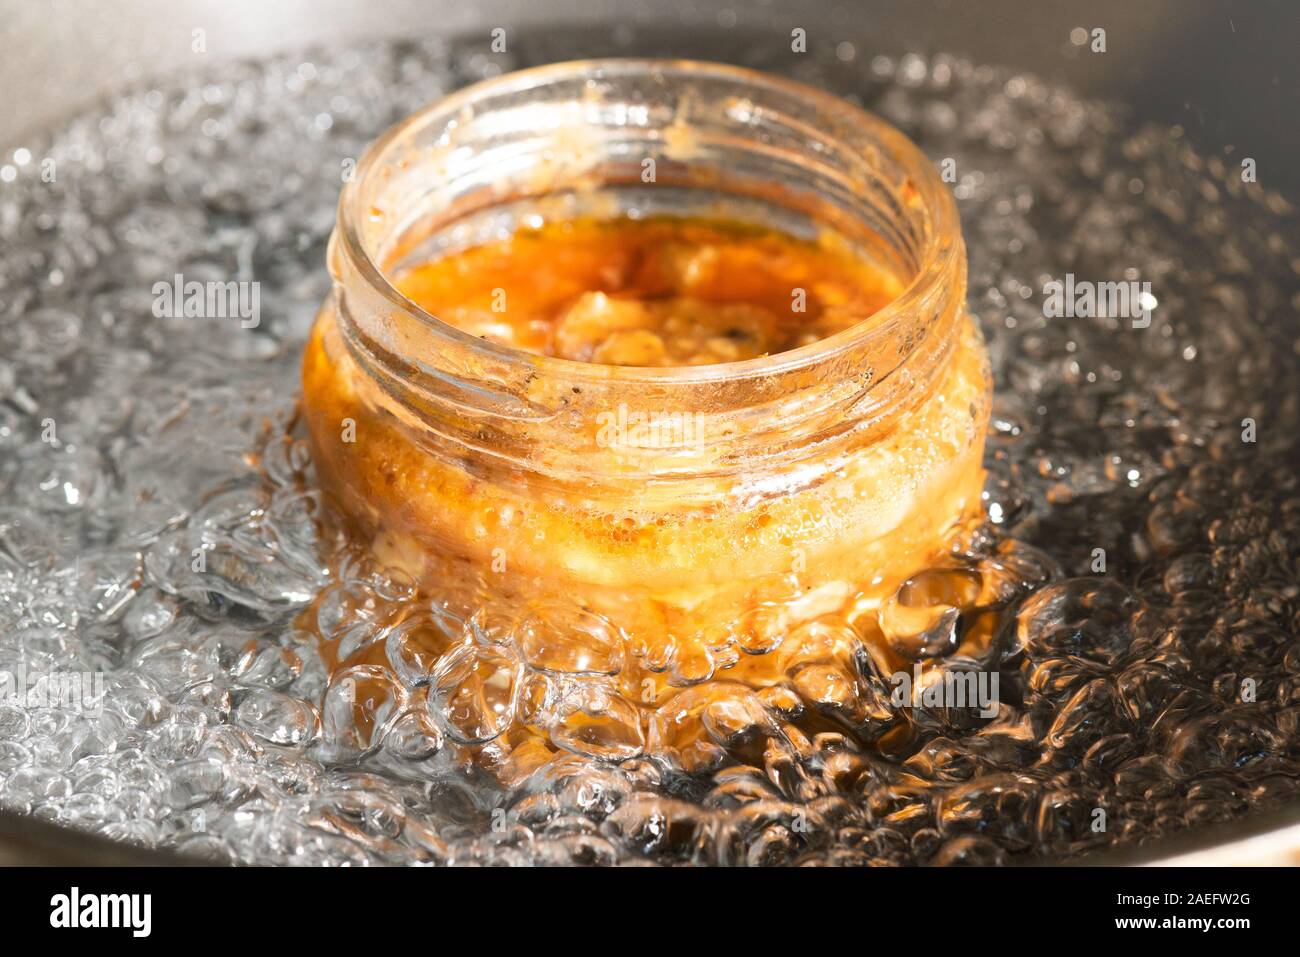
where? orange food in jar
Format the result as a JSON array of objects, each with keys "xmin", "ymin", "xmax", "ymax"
[{"xmin": 300, "ymin": 60, "xmax": 991, "ymax": 705}]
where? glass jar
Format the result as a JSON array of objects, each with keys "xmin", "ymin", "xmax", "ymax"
[{"xmin": 302, "ymin": 59, "xmax": 990, "ymax": 694}]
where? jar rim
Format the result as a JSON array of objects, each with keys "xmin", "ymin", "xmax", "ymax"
[{"xmin": 335, "ymin": 58, "xmax": 960, "ymax": 386}]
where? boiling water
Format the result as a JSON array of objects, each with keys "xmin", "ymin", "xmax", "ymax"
[{"xmin": 0, "ymin": 33, "xmax": 1296, "ymax": 866}]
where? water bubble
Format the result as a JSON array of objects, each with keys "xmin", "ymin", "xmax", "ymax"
[
  {"xmin": 320, "ymin": 664, "xmax": 406, "ymax": 757},
  {"xmin": 427, "ymin": 642, "xmax": 520, "ymax": 745},
  {"xmin": 233, "ymin": 689, "xmax": 320, "ymax": 748},
  {"xmin": 517, "ymin": 604, "xmax": 624, "ymax": 676},
  {"xmin": 550, "ymin": 686, "xmax": 645, "ymax": 760},
  {"xmin": 878, "ymin": 569, "xmax": 982, "ymax": 660}
]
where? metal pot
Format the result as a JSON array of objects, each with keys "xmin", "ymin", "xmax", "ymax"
[{"xmin": 0, "ymin": 0, "xmax": 1294, "ymax": 866}]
